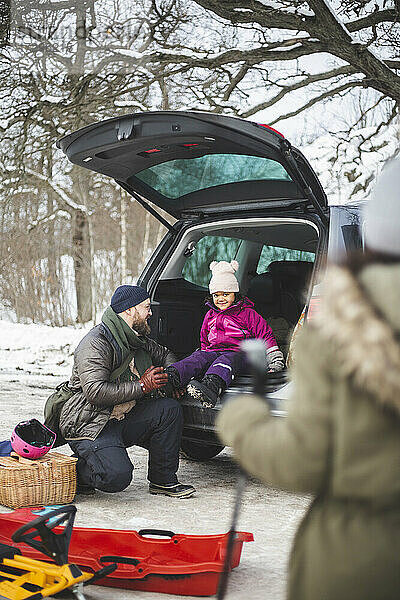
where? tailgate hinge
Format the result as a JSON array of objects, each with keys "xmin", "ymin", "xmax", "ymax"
[{"xmin": 116, "ymin": 118, "xmax": 134, "ymax": 141}]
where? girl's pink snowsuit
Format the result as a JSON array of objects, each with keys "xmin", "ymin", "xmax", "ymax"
[{"xmin": 200, "ymin": 298, "xmax": 279, "ymax": 355}]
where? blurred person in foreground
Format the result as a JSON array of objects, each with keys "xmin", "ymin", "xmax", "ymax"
[
  {"xmin": 59, "ymin": 285, "xmax": 195, "ymax": 498},
  {"xmin": 217, "ymin": 158, "xmax": 400, "ymax": 600}
]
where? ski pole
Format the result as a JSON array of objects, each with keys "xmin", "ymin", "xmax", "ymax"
[{"xmin": 217, "ymin": 339, "xmax": 268, "ymax": 600}]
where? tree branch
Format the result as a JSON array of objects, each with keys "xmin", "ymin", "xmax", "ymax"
[
  {"xmin": 192, "ymin": 0, "xmax": 310, "ymax": 31},
  {"xmin": 241, "ymin": 65, "xmax": 357, "ymax": 118},
  {"xmin": 16, "ymin": 25, "xmax": 73, "ymax": 69},
  {"xmin": 28, "ymin": 209, "xmax": 68, "ymax": 232},
  {"xmin": 192, "ymin": 0, "xmax": 400, "ymax": 103},
  {"xmin": 25, "ymin": 168, "xmax": 85, "ymax": 214},
  {"xmin": 345, "ymin": 9, "xmax": 399, "ymax": 33},
  {"xmin": 268, "ymin": 80, "xmax": 362, "ymax": 125}
]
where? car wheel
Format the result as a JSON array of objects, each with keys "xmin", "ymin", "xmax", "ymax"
[{"xmin": 180, "ymin": 439, "xmax": 224, "ymax": 460}]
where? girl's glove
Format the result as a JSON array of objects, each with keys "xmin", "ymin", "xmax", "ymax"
[
  {"xmin": 139, "ymin": 366, "xmax": 169, "ymax": 394},
  {"xmin": 267, "ymin": 349, "xmax": 285, "ymax": 372}
]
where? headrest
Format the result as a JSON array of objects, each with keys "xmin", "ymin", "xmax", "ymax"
[
  {"xmin": 268, "ymin": 260, "xmax": 313, "ymax": 287},
  {"xmin": 247, "ymin": 272, "xmax": 277, "ymax": 304}
]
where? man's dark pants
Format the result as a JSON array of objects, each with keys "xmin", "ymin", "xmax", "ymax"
[{"xmin": 68, "ymin": 397, "xmax": 183, "ymax": 492}]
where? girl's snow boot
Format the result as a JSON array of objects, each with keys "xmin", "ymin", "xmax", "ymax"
[{"xmin": 187, "ymin": 374, "xmax": 225, "ymax": 408}]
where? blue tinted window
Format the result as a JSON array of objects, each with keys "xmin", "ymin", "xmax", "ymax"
[
  {"xmin": 182, "ymin": 236, "xmax": 242, "ymax": 287},
  {"xmin": 135, "ymin": 154, "xmax": 291, "ymax": 199},
  {"xmin": 257, "ymin": 246, "xmax": 314, "ymax": 273}
]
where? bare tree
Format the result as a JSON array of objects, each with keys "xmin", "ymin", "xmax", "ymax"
[
  {"xmin": 165, "ymin": 1, "xmax": 400, "ymax": 119},
  {"xmin": 1, "ymin": 0, "xmax": 399, "ymax": 325},
  {"xmin": 0, "ymin": 0, "xmax": 183, "ymax": 322}
]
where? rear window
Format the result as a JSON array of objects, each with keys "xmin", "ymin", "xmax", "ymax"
[
  {"xmin": 135, "ymin": 154, "xmax": 292, "ymax": 200},
  {"xmin": 182, "ymin": 235, "xmax": 242, "ymax": 287},
  {"xmin": 257, "ymin": 246, "xmax": 314, "ymax": 273}
]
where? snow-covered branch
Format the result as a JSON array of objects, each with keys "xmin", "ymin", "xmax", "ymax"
[{"xmin": 25, "ymin": 168, "xmax": 87, "ymax": 214}]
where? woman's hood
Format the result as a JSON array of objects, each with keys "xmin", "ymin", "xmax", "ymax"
[{"xmin": 315, "ymin": 264, "xmax": 400, "ymax": 414}]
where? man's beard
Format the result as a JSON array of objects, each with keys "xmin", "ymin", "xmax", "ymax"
[{"xmin": 132, "ymin": 314, "xmax": 151, "ymax": 336}]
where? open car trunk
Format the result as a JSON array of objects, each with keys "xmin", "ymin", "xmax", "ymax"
[
  {"xmin": 144, "ymin": 215, "xmax": 321, "ymax": 454},
  {"xmin": 148, "ymin": 216, "xmax": 320, "ymax": 359}
]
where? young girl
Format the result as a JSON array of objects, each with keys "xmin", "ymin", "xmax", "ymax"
[{"xmin": 165, "ymin": 260, "xmax": 284, "ymax": 407}]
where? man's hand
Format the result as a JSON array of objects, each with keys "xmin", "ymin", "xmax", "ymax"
[{"xmin": 139, "ymin": 366, "xmax": 169, "ymax": 394}]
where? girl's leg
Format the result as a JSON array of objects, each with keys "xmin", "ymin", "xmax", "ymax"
[
  {"xmin": 204, "ymin": 351, "xmax": 243, "ymax": 389},
  {"xmin": 170, "ymin": 350, "xmax": 219, "ymax": 386},
  {"xmin": 186, "ymin": 352, "xmax": 243, "ymax": 408}
]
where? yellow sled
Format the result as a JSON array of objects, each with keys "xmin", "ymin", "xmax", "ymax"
[{"xmin": 0, "ymin": 505, "xmax": 115, "ymax": 600}]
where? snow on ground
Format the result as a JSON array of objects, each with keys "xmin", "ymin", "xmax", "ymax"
[
  {"xmin": 0, "ymin": 319, "xmax": 309, "ymax": 599},
  {"xmin": 0, "ymin": 319, "xmax": 91, "ymax": 378}
]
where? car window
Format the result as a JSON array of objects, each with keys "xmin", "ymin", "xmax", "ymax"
[
  {"xmin": 328, "ymin": 205, "xmax": 363, "ymax": 263},
  {"xmin": 135, "ymin": 154, "xmax": 292, "ymax": 200},
  {"xmin": 257, "ymin": 245, "xmax": 315, "ymax": 273},
  {"xmin": 182, "ymin": 235, "xmax": 242, "ymax": 287}
]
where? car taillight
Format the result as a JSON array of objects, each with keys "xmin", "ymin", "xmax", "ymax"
[{"xmin": 307, "ymin": 296, "xmax": 321, "ymax": 320}]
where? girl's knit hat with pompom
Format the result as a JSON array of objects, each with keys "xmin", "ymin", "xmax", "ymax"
[{"xmin": 209, "ymin": 260, "xmax": 239, "ymax": 294}]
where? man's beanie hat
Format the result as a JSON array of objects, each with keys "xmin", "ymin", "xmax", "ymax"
[
  {"xmin": 209, "ymin": 260, "xmax": 240, "ymax": 294},
  {"xmin": 111, "ymin": 285, "xmax": 150, "ymax": 313},
  {"xmin": 364, "ymin": 157, "xmax": 400, "ymax": 256}
]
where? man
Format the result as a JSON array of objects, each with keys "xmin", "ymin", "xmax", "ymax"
[{"xmin": 59, "ymin": 285, "xmax": 195, "ymax": 498}]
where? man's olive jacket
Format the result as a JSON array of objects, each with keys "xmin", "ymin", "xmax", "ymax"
[{"xmin": 59, "ymin": 323, "xmax": 175, "ymax": 441}]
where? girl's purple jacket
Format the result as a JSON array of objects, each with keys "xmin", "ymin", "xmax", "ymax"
[{"xmin": 200, "ymin": 297, "xmax": 279, "ymax": 353}]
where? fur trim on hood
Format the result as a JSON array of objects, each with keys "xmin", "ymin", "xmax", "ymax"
[{"xmin": 314, "ymin": 265, "xmax": 400, "ymax": 414}]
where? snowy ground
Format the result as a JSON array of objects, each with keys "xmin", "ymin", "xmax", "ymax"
[{"xmin": 0, "ymin": 319, "xmax": 309, "ymax": 599}]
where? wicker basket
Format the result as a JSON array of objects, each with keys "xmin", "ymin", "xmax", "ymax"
[{"xmin": 0, "ymin": 451, "xmax": 77, "ymax": 509}]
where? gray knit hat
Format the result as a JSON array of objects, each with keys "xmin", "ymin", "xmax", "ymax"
[
  {"xmin": 209, "ymin": 260, "xmax": 239, "ymax": 294},
  {"xmin": 364, "ymin": 157, "xmax": 400, "ymax": 256}
]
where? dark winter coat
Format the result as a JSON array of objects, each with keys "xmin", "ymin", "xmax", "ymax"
[
  {"xmin": 217, "ymin": 264, "xmax": 400, "ymax": 600},
  {"xmin": 59, "ymin": 317, "xmax": 175, "ymax": 441}
]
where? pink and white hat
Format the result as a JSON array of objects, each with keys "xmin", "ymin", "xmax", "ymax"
[{"xmin": 209, "ymin": 260, "xmax": 239, "ymax": 294}]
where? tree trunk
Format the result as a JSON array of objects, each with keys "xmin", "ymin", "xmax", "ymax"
[
  {"xmin": 141, "ymin": 211, "xmax": 151, "ymax": 273},
  {"xmin": 87, "ymin": 213, "xmax": 96, "ymax": 322},
  {"xmin": 121, "ymin": 191, "xmax": 127, "ymax": 283},
  {"xmin": 72, "ymin": 209, "xmax": 92, "ymax": 323},
  {"xmin": 45, "ymin": 149, "xmax": 63, "ymax": 326},
  {"xmin": 0, "ymin": 0, "xmax": 10, "ymax": 47},
  {"xmin": 156, "ymin": 221, "xmax": 165, "ymax": 246}
]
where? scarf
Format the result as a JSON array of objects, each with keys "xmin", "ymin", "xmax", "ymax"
[{"xmin": 101, "ymin": 306, "xmax": 152, "ymax": 382}]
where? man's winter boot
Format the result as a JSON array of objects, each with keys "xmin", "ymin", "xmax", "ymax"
[
  {"xmin": 187, "ymin": 374, "xmax": 225, "ymax": 408},
  {"xmin": 76, "ymin": 482, "xmax": 96, "ymax": 496},
  {"xmin": 149, "ymin": 481, "xmax": 196, "ymax": 498}
]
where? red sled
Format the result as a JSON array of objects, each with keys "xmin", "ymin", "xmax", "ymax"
[{"xmin": 0, "ymin": 507, "xmax": 253, "ymax": 596}]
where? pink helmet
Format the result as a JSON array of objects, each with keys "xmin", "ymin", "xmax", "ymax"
[{"xmin": 11, "ymin": 419, "xmax": 56, "ymax": 460}]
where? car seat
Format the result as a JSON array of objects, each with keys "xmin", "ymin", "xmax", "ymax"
[
  {"xmin": 268, "ymin": 260, "xmax": 313, "ymax": 325},
  {"xmin": 246, "ymin": 271, "xmax": 292, "ymax": 356},
  {"xmin": 247, "ymin": 260, "xmax": 314, "ymax": 357}
]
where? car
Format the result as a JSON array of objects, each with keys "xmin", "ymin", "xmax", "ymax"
[{"xmin": 57, "ymin": 111, "xmax": 363, "ymax": 460}]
